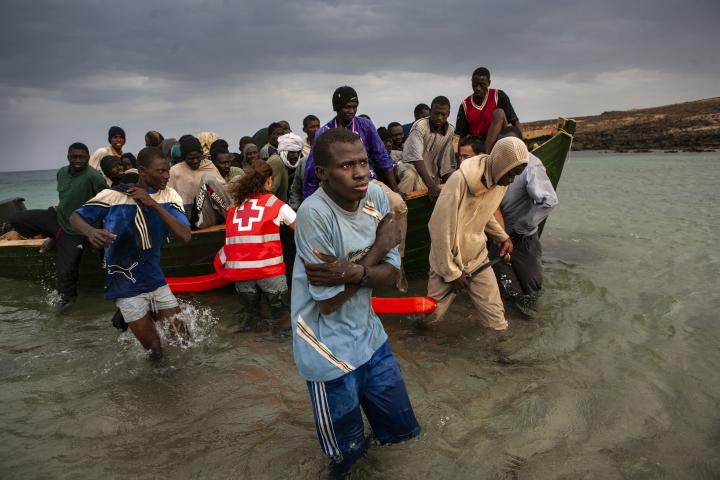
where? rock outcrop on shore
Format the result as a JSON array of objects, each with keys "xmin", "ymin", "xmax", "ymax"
[{"xmin": 524, "ymin": 97, "xmax": 720, "ymax": 152}]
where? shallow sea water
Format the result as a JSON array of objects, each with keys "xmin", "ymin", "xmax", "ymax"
[{"xmin": 1, "ymin": 152, "xmax": 719, "ymax": 479}]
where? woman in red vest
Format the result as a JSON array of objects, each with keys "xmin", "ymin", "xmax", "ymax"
[{"xmin": 214, "ymin": 160, "xmax": 297, "ymax": 332}]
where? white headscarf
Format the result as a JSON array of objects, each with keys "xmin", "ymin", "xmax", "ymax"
[{"xmin": 277, "ymin": 132, "xmax": 305, "ymax": 169}]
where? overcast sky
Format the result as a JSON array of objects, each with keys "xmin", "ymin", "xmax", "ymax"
[{"xmin": 0, "ymin": 0, "xmax": 718, "ymax": 172}]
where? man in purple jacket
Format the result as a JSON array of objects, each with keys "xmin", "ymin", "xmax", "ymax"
[
  {"xmin": 302, "ymin": 87, "xmax": 408, "ymax": 289},
  {"xmin": 303, "ymin": 86, "xmax": 400, "ymax": 198}
]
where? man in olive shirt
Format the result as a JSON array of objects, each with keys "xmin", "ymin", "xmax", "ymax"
[{"xmin": 10, "ymin": 142, "xmax": 107, "ymax": 311}]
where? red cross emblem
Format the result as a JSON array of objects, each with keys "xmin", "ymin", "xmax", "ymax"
[{"xmin": 233, "ymin": 199, "xmax": 264, "ymax": 231}]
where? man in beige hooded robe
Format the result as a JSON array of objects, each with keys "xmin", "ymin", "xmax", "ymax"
[{"xmin": 424, "ymin": 137, "xmax": 529, "ymax": 361}]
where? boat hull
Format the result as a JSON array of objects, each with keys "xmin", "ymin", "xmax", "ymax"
[{"xmin": 0, "ymin": 120, "xmax": 574, "ymax": 286}]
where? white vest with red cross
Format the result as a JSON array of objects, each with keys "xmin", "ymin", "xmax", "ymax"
[{"xmin": 214, "ymin": 193, "xmax": 286, "ymax": 281}]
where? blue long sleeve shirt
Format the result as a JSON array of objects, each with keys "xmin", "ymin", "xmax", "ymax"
[
  {"xmin": 500, "ymin": 153, "xmax": 558, "ymax": 236},
  {"xmin": 302, "ymin": 116, "xmax": 394, "ymax": 200}
]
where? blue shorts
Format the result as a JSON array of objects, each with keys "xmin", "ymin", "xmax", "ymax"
[{"xmin": 307, "ymin": 340, "xmax": 420, "ymax": 465}]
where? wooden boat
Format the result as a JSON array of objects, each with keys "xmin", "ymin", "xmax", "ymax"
[{"xmin": 0, "ymin": 119, "xmax": 575, "ymax": 286}]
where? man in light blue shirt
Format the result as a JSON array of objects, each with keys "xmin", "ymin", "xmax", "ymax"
[
  {"xmin": 491, "ymin": 126, "xmax": 558, "ymax": 300},
  {"xmin": 292, "ymin": 127, "xmax": 419, "ymax": 477}
]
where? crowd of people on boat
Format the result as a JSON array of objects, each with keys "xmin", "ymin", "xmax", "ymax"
[{"xmin": 4, "ymin": 66, "xmax": 559, "ymax": 478}]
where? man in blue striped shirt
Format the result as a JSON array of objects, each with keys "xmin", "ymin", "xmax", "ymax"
[
  {"xmin": 71, "ymin": 147, "xmax": 192, "ymax": 358},
  {"xmin": 292, "ymin": 128, "xmax": 419, "ymax": 478}
]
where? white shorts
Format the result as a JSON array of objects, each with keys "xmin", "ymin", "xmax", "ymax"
[{"xmin": 115, "ymin": 284, "xmax": 179, "ymax": 323}]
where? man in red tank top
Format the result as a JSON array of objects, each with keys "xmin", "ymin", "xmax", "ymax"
[{"xmin": 456, "ymin": 67, "xmax": 523, "ymax": 154}]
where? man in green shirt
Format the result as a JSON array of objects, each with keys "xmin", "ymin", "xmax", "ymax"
[{"xmin": 10, "ymin": 142, "xmax": 107, "ymax": 311}]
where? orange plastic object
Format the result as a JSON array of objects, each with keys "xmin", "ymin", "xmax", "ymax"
[
  {"xmin": 167, "ymin": 273, "xmax": 232, "ymax": 293},
  {"xmin": 167, "ymin": 273, "xmax": 437, "ymax": 315},
  {"xmin": 371, "ymin": 296, "xmax": 437, "ymax": 315}
]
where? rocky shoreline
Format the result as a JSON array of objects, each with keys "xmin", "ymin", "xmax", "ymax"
[{"xmin": 524, "ymin": 97, "xmax": 720, "ymax": 152}]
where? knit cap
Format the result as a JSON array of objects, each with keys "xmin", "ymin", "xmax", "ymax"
[
  {"xmin": 486, "ymin": 137, "xmax": 529, "ymax": 186},
  {"xmin": 332, "ymin": 86, "xmax": 358, "ymax": 111},
  {"xmin": 108, "ymin": 126, "xmax": 126, "ymax": 141}
]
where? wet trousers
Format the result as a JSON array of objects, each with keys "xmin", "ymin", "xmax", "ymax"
[
  {"xmin": 426, "ymin": 264, "xmax": 508, "ymax": 331},
  {"xmin": 489, "ymin": 233, "xmax": 543, "ymax": 297},
  {"xmin": 307, "ymin": 341, "xmax": 420, "ymax": 477}
]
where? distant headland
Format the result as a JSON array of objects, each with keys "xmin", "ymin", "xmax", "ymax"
[{"xmin": 524, "ymin": 97, "xmax": 720, "ymax": 152}]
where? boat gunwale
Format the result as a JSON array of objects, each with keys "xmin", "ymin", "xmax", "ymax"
[{"xmin": 0, "ymin": 223, "xmax": 227, "ymax": 248}]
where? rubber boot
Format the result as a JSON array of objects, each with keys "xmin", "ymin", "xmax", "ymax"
[
  {"xmin": 492, "ymin": 329, "xmax": 513, "ymax": 365},
  {"xmin": 266, "ymin": 291, "xmax": 291, "ymax": 337},
  {"xmin": 235, "ymin": 291, "xmax": 261, "ymax": 332}
]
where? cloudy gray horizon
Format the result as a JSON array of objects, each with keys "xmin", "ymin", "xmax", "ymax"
[{"xmin": 1, "ymin": 0, "xmax": 718, "ymax": 172}]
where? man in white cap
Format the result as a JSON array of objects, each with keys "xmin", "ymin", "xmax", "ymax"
[{"xmin": 422, "ymin": 136, "xmax": 529, "ymax": 363}]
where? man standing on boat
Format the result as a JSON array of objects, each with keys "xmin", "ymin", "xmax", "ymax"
[
  {"xmin": 456, "ymin": 67, "xmax": 522, "ymax": 154},
  {"xmin": 490, "ymin": 127, "xmax": 558, "ymax": 308},
  {"xmin": 422, "ymin": 137, "xmax": 529, "ymax": 364},
  {"xmin": 302, "ymin": 86, "xmax": 409, "ymax": 289},
  {"xmin": 292, "ymin": 127, "xmax": 419, "ymax": 477},
  {"xmin": 9, "ymin": 142, "xmax": 108, "ymax": 311},
  {"xmin": 70, "ymin": 146, "xmax": 192, "ymax": 359}
]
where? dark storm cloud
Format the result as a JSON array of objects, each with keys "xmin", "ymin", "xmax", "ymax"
[
  {"xmin": 2, "ymin": 0, "xmax": 718, "ymax": 97},
  {"xmin": 0, "ymin": 0, "xmax": 718, "ymax": 172}
]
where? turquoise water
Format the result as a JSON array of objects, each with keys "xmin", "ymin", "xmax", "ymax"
[
  {"xmin": 0, "ymin": 169, "xmax": 58, "ymax": 209},
  {"xmin": 1, "ymin": 152, "xmax": 719, "ymax": 479}
]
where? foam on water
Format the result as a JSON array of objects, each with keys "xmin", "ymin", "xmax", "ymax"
[{"xmin": 115, "ymin": 299, "xmax": 219, "ymax": 358}]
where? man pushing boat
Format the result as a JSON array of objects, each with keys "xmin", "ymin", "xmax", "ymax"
[{"xmin": 421, "ymin": 137, "xmax": 529, "ymax": 364}]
